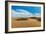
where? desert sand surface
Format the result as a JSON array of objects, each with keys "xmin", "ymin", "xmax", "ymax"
[{"xmin": 11, "ymin": 18, "xmax": 41, "ymax": 28}]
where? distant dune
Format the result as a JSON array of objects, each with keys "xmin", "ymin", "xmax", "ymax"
[{"xmin": 11, "ymin": 17, "xmax": 41, "ymax": 28}]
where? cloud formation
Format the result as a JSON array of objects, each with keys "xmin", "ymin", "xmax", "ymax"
[
  {"xmin": 11, "ymin": 9, "xmax": 40, "ymax": 18},
  {"xmin": 12, "ymin": 9, "xmax": 33, "ymax": 18}
]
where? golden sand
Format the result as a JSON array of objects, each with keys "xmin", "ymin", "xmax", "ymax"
[{"xmin": 11, "ymin": 18, "xmax": 41, "ymax": 28}]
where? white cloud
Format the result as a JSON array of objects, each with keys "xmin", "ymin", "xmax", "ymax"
[
  {"xmin": 11, "ymin": 9, "xmax": 33, "ymax": 18},
  {"xmin": 11, "ymin": 10, "xmax": 16, "ymax": 18},
  {"xmin": 11, "ymin": 9, "xmax": 41, "ymax": 19},
  {"xmin": 34, "ymin": 13, "xmax": 41, "ymax": 17}
]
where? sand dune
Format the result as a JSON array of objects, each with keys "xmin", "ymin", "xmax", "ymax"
[{"xmin": 11, "ymin": 17, "xmax": 41, "ymax": 28}]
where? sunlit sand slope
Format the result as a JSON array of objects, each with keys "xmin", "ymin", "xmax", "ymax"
[{"xmin": 11, "ymin": 18, "xmax": 41, "ymax": 28}]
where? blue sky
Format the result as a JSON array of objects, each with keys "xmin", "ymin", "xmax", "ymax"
[
  {"xmin": 11, "ymin": 6, "xmax": 41, "ymax": 18},
  {"xmin": 12, "ymin": 6, "xmax": 41, "ymax": 14}
]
